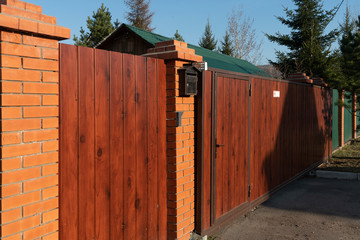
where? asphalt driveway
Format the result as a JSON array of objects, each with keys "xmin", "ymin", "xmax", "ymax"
[{"xmin": 212, "ymin": 177, "xmax": 360, "ymax": 240}]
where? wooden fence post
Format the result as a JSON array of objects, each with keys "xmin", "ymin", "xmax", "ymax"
[
  {"xmin": 339, "ymin": 90, "xmax": 345, "ymax": 146},
  {"xmin": 352, "ymin": 92, "xmax": 357, "ymax": 139},
  {"xmin": 0, "ymin": 0, "xmax": 70, "ymax": 238}
]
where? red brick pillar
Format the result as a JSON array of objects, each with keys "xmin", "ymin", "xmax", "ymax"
[
  {"xmin": 352, "ymin": 92, "xmax": 357, "ymax": 139},
  {"xmin": 339, "ymin": 90, "xmax": 345, "ymax": 146},
  {"xmin": 143, "ymin": 40, "xmax": 202, "ymax": 240},
  {"xmin": 0, "ymin": 0, "xmax": 70, "ymax": 239}
]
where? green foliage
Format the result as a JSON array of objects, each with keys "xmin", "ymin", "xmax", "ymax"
[
  {"xmin": 353, "ymin": 16, "xmax": 360, "ymax": 83},
  {"xmin": 328, "ymin": 7, "xmax": 360, "ymax": 92},
  {"xmin": 125, "ymin": 0, "xmax": 154, "ymax": 32},
  {"xmin": 173, "ymin": 30, "xmax": 185, "ymax": 42},
  {"xmin": 73, "ymin": 3, "xmax": 118, "ymax": 47},
  {"xmin": 266, "ymin": 0, "xmax": 339, "ymax": 80},
  {"xmin": 219, "ymin": 31, "xmax": 234, "ymax": 56},
  {"xmin": 199, "ymin": 19, "xmax": 217, "ymax": 51}
]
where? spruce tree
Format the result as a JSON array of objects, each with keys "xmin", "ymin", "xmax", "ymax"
[
  {"xmin": 125, "ymin": 0, "xmax": 154, "ymax": 32},
  {"xmin": 73, "ymin": 3, "xmax": 118, "ymax": 47},
  {"xmin": 327, "ymin": 8, "xmax": 360, "ymax": 91},
  {"xmin": 353, "ymin": 16, "xmax": 360, "ymax": 84},
  {"xmin": 219, "ymin": 31, "xmax": 234, "ymax": 56},
  {"xmin": 173, "ymin": 30, "xmax": 185, "ymax": 42},
  {"xmin": 339, "ymin": 8, "xmax": 357, "ymax": 91},
  {"xmin": 199, "ymin": 19, "xmax": 217, "ymax": 51},
  {"xmin": 266, "ymin": 0, "xmax": 339, "ymax": 80}
]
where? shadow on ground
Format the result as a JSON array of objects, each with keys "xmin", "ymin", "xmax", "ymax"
[{"xmin": 213, "ymin": 177, "xmax": 360, "ymax": 240}]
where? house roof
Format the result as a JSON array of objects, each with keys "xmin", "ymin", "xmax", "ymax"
[{"xmin": 97, "ymin": 24, "xmax": 268, "ymax": 77}]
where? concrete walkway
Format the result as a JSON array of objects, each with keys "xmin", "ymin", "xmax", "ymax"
[{"xmin": 212, "ymin": 177, "xmax": 360, "ymax": 240}]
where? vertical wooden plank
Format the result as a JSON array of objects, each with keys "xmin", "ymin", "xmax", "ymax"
[
  {"xmin": 260, "ymin": 79, "xmax": 267, "ymax": 196},
  {"xmin": 59, "ymin": 44, "xmax": 79, "ymax": 240},
  {"xmin": 109, "ymin": 51, "xmax": 124, "ymax": 240},
  {"xmin": 202, "ymin": 71, "xmax": 212, "ymax": 231},
  {"xmin": 261, "ymin": 80, "xmax": 267, "ymax": 193},
  {"xmin": 222, "ymin": 77, "xmax": 230, "ymax": 214},
  {"xmin": 157, "ymin": 59, "xmax": 167, "ymax": 240},
  {"xmin": 250, "ymin": 78, "xmax": 258, "ymax": 201},
  {"xmin": 146, "ymin": 57, "xmax": 158, "ymax": 239},
  {"xmin": 279, "ymin": 82, "xmax": 286, "ymax": 182},
  {"xmin": 134, "ymin": 55, "xmax": 148, "ymax": 240},
  {"xmin": 78, "ymin": 46, "xmax": 95, "ymax": 239},
  {"xmin": 94, "ymin": 49, "xmax": 110, "ymax": 240},
  {"xmin": 123, "ymin": 53, "xmax": 136, "ymax": 240},
  {"xmin": 228, "ymin": 78, "xmax": 236, "ymax": 210},
  {"xmin": 233, "ymin": 79, "xmax": 240, "ymax": 207},
  {"xmin": 215, "ymin": 76, "xmax": 224, "ymax": 219},
  {"xmin": 250, "ymin": 79, "xmax": 257, "ymax": 201},
  {"xmin": 289, "ymin": 84, "xmax": 296, "ymax": 178},
  {"xmin": 242, "ymin": 80, "xmax": 249, "ymax": 204},
  {"xmin": 270, "ymin": 81, "xmax": 277, "ymax": 189}
]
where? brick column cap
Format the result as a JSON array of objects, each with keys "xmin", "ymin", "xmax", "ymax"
[
  {"xmin": 287, "ymin": 72, "xmax": 313, "ymax": 84},
  {"xmin": 0, "ymin": 0, "xmax": 70, "ymax": 40},
  {"xmin": 143, "ymin": 40, "xmax": 203, "ymax": 62},
  {"xmin": 312, "ymin": 77, "xmax": 328, "ymax": 87}
]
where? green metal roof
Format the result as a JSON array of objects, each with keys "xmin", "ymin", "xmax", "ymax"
[{"xmin": 124, "ymin": 24, "xmax": 268, "ymax": 77}]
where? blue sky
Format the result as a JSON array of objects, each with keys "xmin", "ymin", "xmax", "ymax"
[{"xmin": 30, "ymin": 0, "xmax": 359, "ymax": 65}]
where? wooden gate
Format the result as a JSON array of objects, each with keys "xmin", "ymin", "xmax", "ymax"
[
  {"xmin": 59, "ymin": 44, "xmax": 167, "ymax": 240},
  {"xmin": 212, "ymin": 74, "xmax": 249, "ymax": 224},
  {"xmin": 196, "ymin": 69, "xmax": 332, "ymax": 235}
]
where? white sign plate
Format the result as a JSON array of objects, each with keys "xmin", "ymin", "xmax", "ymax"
[{"xmin": 273, "ymin": 90, "xmax": 280, "ymax": 98}]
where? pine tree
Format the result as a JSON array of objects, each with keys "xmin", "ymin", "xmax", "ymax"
[
  {"xmin": 266, "ymin": 0, "xmax": 339, "ymax": 80},
  {"xmin": 125, "ymin": 0, "xmax": 154, "ymax": 32},
  {"xmin": 219, "ymin": 31, "xmax": 233, "ymax": 56},
  {"xmin": 173, "ymin": 30, "xmax": 185, "ymax": 42},
  {"xmin": 73, "ymin": 3, "xmax": 118, "ymax": 47},
  {"xmin": 199, "ymin": 19, "xmax": 217, "ymax": 51}
]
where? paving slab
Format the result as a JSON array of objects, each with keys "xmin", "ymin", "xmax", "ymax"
[{"xmin": 212, "ymin": 177, "xmax": 360, "ymax": 240}]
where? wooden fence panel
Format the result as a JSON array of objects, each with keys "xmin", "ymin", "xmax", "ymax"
[{"xmin": 59, "ymin": 44, "xmax": 167, "ymax": 240}]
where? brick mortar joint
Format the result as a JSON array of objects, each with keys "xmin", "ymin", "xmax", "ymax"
[
  {"xmin": 0, "ymin": 11, "xmax": 57, "ymax": 26},
  {"xmin": 0, "ymin": 3, "xmax": 47, "ymax": 19},
  {"xmin": 0, "ymin": 1, "xmax": 43, "ymax": 15}
]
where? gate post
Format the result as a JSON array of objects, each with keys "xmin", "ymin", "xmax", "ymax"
[
  {"xmin": 339, "ymin": 90, "xmax": 345, "ymax": 146},
  {"xmin": 0, "ymin": 1, "xmax": 70, "ymax": 239},
  {"xmin": 352, "ymin": 92, "xmax": 356, "ymax": 139},
  {"xmin": 143, "ymin": 40, "xmax": 202, "ymax": 240}
]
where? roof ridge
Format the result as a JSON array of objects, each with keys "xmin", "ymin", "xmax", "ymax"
[
  {"xmin": 124, "ymin": 24, "xmax": 172, "ymax": 41},
  {"xmin": 187, "ymin": 43, "xmax": 250, "ymax": 64}
]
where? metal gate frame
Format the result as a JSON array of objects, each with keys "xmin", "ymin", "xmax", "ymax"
[{"xmin": 196, "ymin": 68, "xmax": 253, "ymax": 235}]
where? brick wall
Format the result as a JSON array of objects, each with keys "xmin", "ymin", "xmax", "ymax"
[
  {"xmin": 0, "ymin": 0, "xmax": 70, "ymax": 239},
  {"xmin": 144, "ymin": 40, "xmax": 202, "ymax": 240}
]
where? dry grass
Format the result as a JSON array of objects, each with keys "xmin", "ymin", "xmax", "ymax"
[{"xmin": 318, "ymin": 140, "xmax": 360, "ymax": 173}]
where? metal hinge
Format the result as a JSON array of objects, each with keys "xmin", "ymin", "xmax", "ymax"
[
  {"xmin": 249, "ymin": 83, "xmax": 252, "ymax": 96},
  {"xmin": 248, "ymin": 185, "xmax": 251, "ymax": 198}
]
